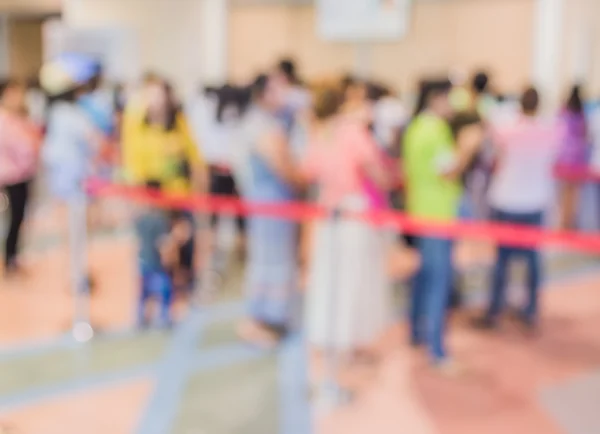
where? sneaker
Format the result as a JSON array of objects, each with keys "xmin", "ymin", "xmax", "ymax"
[
  {"xmin": 3, "ymin": 261, "xmax": 28, "ymax": 279},
  {"xmin": 410, "ymin": 335, "xmax": 424, "ymax": 348},
  {"xmin": 470, "ymin": 315, "xmax": 498, "ymax": 331},
  {"xmin": 508, "ymin": 309, "xmax": 538, "ymax": 334}
]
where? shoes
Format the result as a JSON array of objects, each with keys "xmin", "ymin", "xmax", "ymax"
[
  {"xmin": 470, "ymin": 315, "xmax": 498, "ymax": 331},
  {"xmin": 3, "ymin": 260, "xmax": 28, "ymax": 279},
  {"xmin": 410, "ymin": 336, "xmax": 424, "ymax": 348},
  {"xmin": 508, "ymin": 309, "xmax": 538, "ymax": 335}
]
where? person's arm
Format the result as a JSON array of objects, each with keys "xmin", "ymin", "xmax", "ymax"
[
  {"xmin": 354, "ymin": 124, "xmax": 391, "ymax": 190},
  {"xmin": 438, "ymin": 122, "xmax": 484, "ymax": 181},
  {"xmin": 257, "ymin": 127, "xmax": 305, "ymax": 191},
  {"xmin": 449, "ymin": 122, "xmax": 484, "ymax": 179}
]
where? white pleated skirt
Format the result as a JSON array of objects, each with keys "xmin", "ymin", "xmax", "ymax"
[{"xmin": 305, "ymin": 196, "xmax": 392, "ymax": 352}]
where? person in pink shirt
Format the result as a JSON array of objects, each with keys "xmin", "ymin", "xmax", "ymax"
[
  {"xmin": 302, "ymin": 82, "xmax": 391, "ymax": 362},
  {"xmin": 473, "ymin": 87, "xmax": 562, "ymax": 331},
  {"xmin": 0, "ymin": 79, "xmax": 41, "ymax": 276}
]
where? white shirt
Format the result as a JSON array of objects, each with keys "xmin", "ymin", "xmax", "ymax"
[
  {"xmin": 187, "ymin": 94, "xmax": 238, "ymax": 167},
  {"xmin": 488, "ymin": 99, "xmax": 520, "ymax": 127},
  {"xmin": 42, "ymin": 102, "xmax": 95, "ymax": 178},
  {"xmin": 373, "ymin": 97, "xmax": 407, "ymax": 149},
  {"xmin": 488, "ymin": 116, "xmax": 562, "ymax": 213}
]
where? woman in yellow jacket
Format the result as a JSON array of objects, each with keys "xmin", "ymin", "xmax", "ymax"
[
  {"xmin": 122, "ymin": 77, "xmax": 206, "ymax": 293},
  {"xmin": 122, "ymin": 77, "xmax": 205, "ymax": 194}
]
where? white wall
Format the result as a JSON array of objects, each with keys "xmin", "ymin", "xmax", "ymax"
[
  {"xmin": 0, "ymin": 15, "xmax": 9, "ymax": 77},
  {"xmin": 62, "ymin": 0, "xmax": 207, "ymax": 95}
]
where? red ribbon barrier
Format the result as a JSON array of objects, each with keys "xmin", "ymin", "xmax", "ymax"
[
  {"xmin": 553, "ymin": 164, "xmax": 600, "ymax": 183},
  {"xmin": 86, "ymin": 179, "xmax": 600, "ymax": 255}
]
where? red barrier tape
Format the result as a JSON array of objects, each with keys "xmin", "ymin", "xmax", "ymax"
[
  {"xmin": 86, "ymin": 179, "xmax": 600, "ymax": 255},
  {"xmin": 553, "ymin": 164, "xmax": 600, "ymax": 183}
]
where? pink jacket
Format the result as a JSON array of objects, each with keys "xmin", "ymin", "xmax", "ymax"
[{"xmin": 0, "ymin": 110, "xmax": 40, "ymax": 186}]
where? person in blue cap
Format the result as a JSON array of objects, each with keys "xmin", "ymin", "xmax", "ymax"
[{"xmin": 40, "ymin": 53, "xmax": 107, "ymax": 301}]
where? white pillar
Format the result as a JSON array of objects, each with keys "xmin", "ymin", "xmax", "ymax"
[
  {"xmin": 0, "ymin": 15, "xmax": 10, "ymax": 77},
  {"xmin": 532, "ymin": 0, "xmax": 564, "ymax": 109},
  {"xmin": 200, "ymin": 0, "xmax": 229, "ymax": 86},
  {"xmin": 569, "ymin": 0, "xmax": 594, "ymax": 84}
]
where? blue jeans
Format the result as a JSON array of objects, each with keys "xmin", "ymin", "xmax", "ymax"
[
  {"xmin": 139, "ymin": 265, "xmax": 173, "ymax": 327},
  {"xmin": 487, "ymin": 209, "xmax": 544, "ymax": 323},
  {"xmin": 410, "ymin": 237, "xmax": 454, "ymax": 362}
]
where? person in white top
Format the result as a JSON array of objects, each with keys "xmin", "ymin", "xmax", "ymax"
[
  {"xmin": 188, "ymin": 84, "xmax": 247, "ymax": 241},
  {"xmin": 372, "ymin": 86, "xmax": 408, "ymax": 153},
  {"xmin": 473, "ymin": 87, "xmax": 562, "ymax": 331}
]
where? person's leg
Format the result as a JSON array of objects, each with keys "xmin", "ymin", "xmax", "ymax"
[
  {"xmin": 447, "ymin": 194, "xmax": 472, "ymax": 311},
  {"xmin": 522, "ymin": 248, "xmax": 541, "ymax": 325},
  {"xmin": 475, "ymin": 209, "xmax": 512, "ymax": 326},
  {"xmin": 231, "ymin": 176, "xmax": 247, "ymax": 239},
  {"xmin": 4, "ymin": 181, "xmax": 30, "ymax": 270},
  {"xmin": 209, "ymin": 168, "xmax": 222, "ymax": 232},
  {"xmin": 423, "ymin": 237, "xmax": 453, "ymax": 362},
  {"xmin": 137, "ymin": 268, "xmax": 151, "ymax": 327},
  {"xmin": 158, "ymin": 272, "xmax": 174, "ymax": 327},
  {"xmin": 68, "ymin": 194, "xmax": 90, "ymax": 327},
  {"xmin": 178, "ymin": 212, "xmax": 196, "ymax": 291},
  {"xmin": 486, "ymin": 246, "xmax": 512, "ymax": 322},
  {"xmin": 522, "ymin": 211, "xmax": 544, "ymax": 325},
  {"xmin": 559, "ymin": 182, "xmax": 579, "ymax": 229},
  {"xmin": 410, "ymin": 237, "xmax": 427, "ymax": 346}
]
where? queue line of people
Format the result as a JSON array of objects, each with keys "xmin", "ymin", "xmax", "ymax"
[{"xmin": 0, "ymin": 54, "xmax": 598, "ymax": 374}]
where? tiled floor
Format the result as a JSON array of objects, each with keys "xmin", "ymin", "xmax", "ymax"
[
  {"xmin": 1, "ymin": 205, "xmax": 600, "ymax": 433},
  {"xmin": 318, "ymin": 273, "xmax": 600, "ymax": 434},
  {"xmin": 1, "ymin": 379, "xmax": 152, "ymax": 434}
]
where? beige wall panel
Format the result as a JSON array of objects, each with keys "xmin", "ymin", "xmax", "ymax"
[{"xmin": 8, "ymin": 19, "xmax": 43, "ymax": 80}]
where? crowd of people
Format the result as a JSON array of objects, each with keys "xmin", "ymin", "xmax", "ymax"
[{"xmin": 1, "ymin": 53, "xmax": 600, "ymax": 375}]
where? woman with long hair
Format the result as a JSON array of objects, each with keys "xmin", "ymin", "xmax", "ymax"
[
  {"xmin": 473, "ymin": 87, "xmax": 561, "ymax": 332},
  {"xmin": 235, "ymin": 74, "xmax": 304, "ymax": 347},
  {"xmin": 303, "ymin": 80, "xmax": 392, "ymax": 362},
  {"xmin": 0, "ymin": 79, "xmax": 42, "ymax": 277},
  {"xmin": 122, "ymin": 78, "xmax": 206, "ymax": 293},
  {"xmin": 557, "ymin": 85, "xmax": 588, "ymax": 229}
]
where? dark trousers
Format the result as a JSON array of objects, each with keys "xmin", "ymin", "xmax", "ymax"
[
  {"xmin": 410, "ymin": 237, "xmax": 454, "ymax": 362},
  {"xmin": 178, "ymin": 211, "xmax": 196, "ymax": 289},
  {"xmin": 486, "ymin": 209, "xmax": 544, "ymax": 322},
  {"xmin": 4, "ymin": 181, "xmax": 30, "ymax": 268},
  {"xmin": 209, "ymin": 169, "xmax": 245, "ymax": 233}
]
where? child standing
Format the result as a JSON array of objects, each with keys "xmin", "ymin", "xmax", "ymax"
[{"xmin": 135, "ymin": 187, "xmax": 193, "ymax": 328}]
